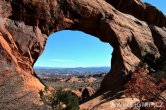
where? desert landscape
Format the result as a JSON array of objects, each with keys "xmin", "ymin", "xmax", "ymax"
[{"xmin": 35, "ymin": 67, "xmax": 106, "ymax": 102}]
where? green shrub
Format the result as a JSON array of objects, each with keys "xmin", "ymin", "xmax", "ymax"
[
  {"xmin": 152, "ymin": 70, "xmax": 166, "ymax": 81},
  {"xmin": 40, "ymin": 89, "xmax": 79, "ymax": 110},
  {"xmin": 141, "ymin": 53, "xmax": 166, "ymax": 81},
  {"xmin": 142, "ymin": 53, "xmax": 166, "ymax": 71},
  {"xmin": 142, "ymin": 53, "xmax": 157, "ymax": 70},
  {"xmin": 55, "ymin": 89, "xmax": 79, "ymax": 110}
]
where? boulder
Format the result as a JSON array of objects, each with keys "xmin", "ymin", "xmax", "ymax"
[{"xmin": 82, "ymin": 87, "xmax": 95, "ymax": 99}]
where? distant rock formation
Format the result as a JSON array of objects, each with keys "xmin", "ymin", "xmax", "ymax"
[
  {"xmin": 84, "ymin": 77, "xmax": 97, "ymax": 83},
  {"xmin": 0, "ymin": 0, "xmax": 166, "ymax": 109},
  {"xmin": 65, "ymin": 76, "xmax": 80, "ymax": 83}
]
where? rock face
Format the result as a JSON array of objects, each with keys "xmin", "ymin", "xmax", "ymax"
[
  {"xmin": 82, "ymin": 87, "xmax": 95, "ymax": 99},
  {"xmin": 0, "ymin": 0, "xmax": 166, "ymax": 109},
  {"xmin": 64, "ymin": 88, "xmax": 82, "ymax": 99},
  {"xmin": 106, "ymin": 0, "xmax": 166, "ymax": 28},
  {"xmin": 66, "ymin": 76, "xmax": 80, "ymax": 83},
  {"xmin": 84, "ymin": 77, "xmax": 97, "ymax": 83}
]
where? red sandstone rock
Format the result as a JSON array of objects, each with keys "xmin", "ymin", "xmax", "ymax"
[
  {"xmin": 65, "ymin": 76, "xmax": 80, "ymax": 83},
  {"xmin": 82, "ymin": 87, "xmax": 95, "ymax": 99},
  {"xmin": 84, "ymin": 77, "xmax": 97, "ymax": 83},
  {"xmin": 106, "ymin": 0, "xmax": 166, "ymax": 27},
  {"xmin": 0, "ymin": 0, "xmax": 166, "ymax": 109},
  {"xmin": 63, "ymin": 88, "xmax": 82, "ymax": 98}
]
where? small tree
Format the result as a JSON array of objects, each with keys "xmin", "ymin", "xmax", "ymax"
[
  {"xmin": 40, "ymin": 89, "xmax": 79, "ymax": 110},
  {"xmin": 142, "ymin": 53, "xmax": 166, "ymax": 71}
]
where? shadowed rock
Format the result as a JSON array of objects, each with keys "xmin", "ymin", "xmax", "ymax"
[{"xmin": 82, "ymin": 87, "xmax": 95, "ymax": 99}]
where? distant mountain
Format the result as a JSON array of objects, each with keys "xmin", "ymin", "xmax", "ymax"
[
  {"xmin": 62, "ymin": 67, "xmax": 110, "ymax": 72},
  {"xmin": 34, "ymin": 66, "xmax": 110, "ymax": 72}
]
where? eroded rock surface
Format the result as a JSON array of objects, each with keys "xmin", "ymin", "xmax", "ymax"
[
  {"xmin": 106, "ymin": 0, "xmax": 166, "ymax": 27},
  {"xmin": 0, "ymin": 18, "xmax": 49, "ymax": 109},
  {"xmin": 0, "ymin": 0, "xmax": 166, "ymax": 109}
]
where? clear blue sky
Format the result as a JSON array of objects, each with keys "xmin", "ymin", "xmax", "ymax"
[
  {"xmin": 34, "ymin": 30, "xmax": 113, "ymax": 67},
  {"xmin": 34, "ymin": 0, "xmax": 165, "ymax": 68}
]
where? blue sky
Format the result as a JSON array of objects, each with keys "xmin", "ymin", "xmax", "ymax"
[
  {"xmin": 34, "ymin": 31, "xmax": 113, "ymax": 67},
  {"xmin": 34, "ymin": 0, "xmax": 165, "ymax": 68}
]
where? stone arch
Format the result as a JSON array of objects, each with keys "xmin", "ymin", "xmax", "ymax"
[
  {"xmin": 1, "ymin": 0, "xmax": 165, "ymax": 109},
  {"xmin": 9, "ymin": 0, "xmax": 133, "ymax": 91}
]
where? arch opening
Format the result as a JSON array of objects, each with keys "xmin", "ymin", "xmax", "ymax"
[{"xmin": 34, "ymin": 30, "xmax": 113, "ymax": 100}]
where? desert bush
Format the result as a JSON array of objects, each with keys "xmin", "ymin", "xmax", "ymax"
[
  {"xmin": 153, "ymin": 70, "xmax": 166, "ymax": 81},
  {"xmin": 124, "ymin": 68, "xmax": 161, "ymax": 101},
  {"xmin": 124, "ymin": 54, "xmax": 166, "ymax": 109},
  {"xmin": 40, "ymin": 89, "xmax": 79, "ymax": 110},
  {"xmin": 142, "ymin": 54, "xmax": 166, "ymax": 71},
  {"xmin": 124, "ymin": 68, "xmax": 166, "ymax": 109},
  {"xmin": 140, "ymin": 54, "xmax": 166, "ymax": 81}
]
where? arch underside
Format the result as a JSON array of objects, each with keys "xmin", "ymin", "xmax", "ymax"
[{"xmin": 0, "ymin": 0, "xmax": 166, "ymax": 109}]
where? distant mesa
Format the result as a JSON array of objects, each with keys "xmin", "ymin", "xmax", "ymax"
[
  {"xmin": 84, "ymin": 77, "xmax": 97, "ymax": 83},
  {"xmin": 57, "ymin": 78, "xmax": 66, "ymax": 82},
  {"xmin": 65, "ymin": 76, "xmax": 81, "ymax": 83}
]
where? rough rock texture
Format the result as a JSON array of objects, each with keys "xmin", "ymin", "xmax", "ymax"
[
  {"xmin": 0, "ymin": 0, "xmax": 166, "ymax": 109},
  {"xmin": 106, "ymin": 0, "xmax": 166, "ymax": 27},
  {"xmin": 0, "ymin": 18, "xmax": 49, "ymax": 109},
  {"xmin": 82, "ymin": 87, "xmax": 95, "ymax": 99},
  {"xmin": 80, "ymin": 96, "xmax": 139, "ymax": 110}
]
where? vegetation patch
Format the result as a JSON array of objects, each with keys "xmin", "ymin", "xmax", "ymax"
[
  {"xmin": 124, "ymin": 54, "xmax": 166, "ymax": 109},
  {"xmin": 40, "ymin": 88, "xmax": 80, "ymax": 110}
]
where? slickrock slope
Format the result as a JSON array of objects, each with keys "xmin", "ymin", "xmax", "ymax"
[
  {"xmin": 80, "ymin": 94, "xmax": 139, "ymax": 110},
  {"xmin": 0, "ymin": 0, "xmax": 166, "ymax": 109},
  {"xmin": 106, "ymin": 0, "xmax": 166, "ymax": 27}
]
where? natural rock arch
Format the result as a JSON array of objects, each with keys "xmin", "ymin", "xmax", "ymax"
[{"xmin": 0, "ymin": 0, "xmax": 166, "ymax": 109}]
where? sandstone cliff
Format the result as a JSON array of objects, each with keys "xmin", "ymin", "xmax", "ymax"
[{"xmin": 0, "ymin": 0, "xmax": 166, "ymax": 109}]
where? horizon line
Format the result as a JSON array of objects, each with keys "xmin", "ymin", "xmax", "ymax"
[{"xmin": 34, "ymin": 66, "xmax": 110, "ymax": 68}]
